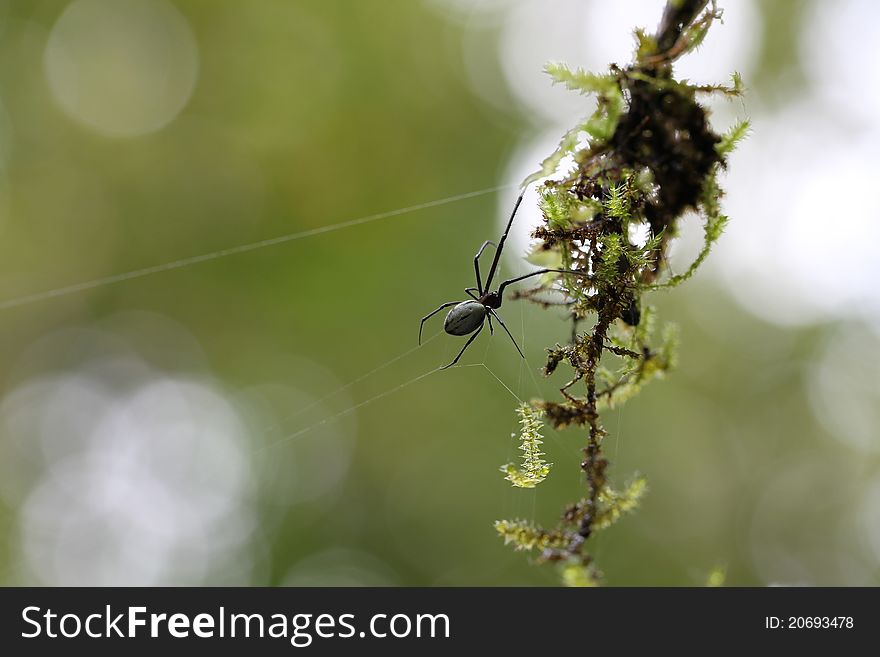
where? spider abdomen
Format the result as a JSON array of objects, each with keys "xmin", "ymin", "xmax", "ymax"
[{"xmin": 444, "ymin": 301, "xmax": 486, "ymax": 336}]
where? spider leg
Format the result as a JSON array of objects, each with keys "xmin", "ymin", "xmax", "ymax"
[
  {"xmin": 440, "ymin": 322, "xmax": 484, "ymax": 370},
  {"xmin": 488, "ymin": 309, "xmax": 524, "ymax": 359},
  {"xmin": 419, "ymin": 301, "xmax": 459, "ymax": 344},
  {"xmin": 473, "ymin": 241, "xmax": 497, "ymax": 295},
  {"xmin": 464, "ymin": 287, "xmax": 479, "ymax": 300},
  {"xmin": 483, "ymin": 191, "xmax": 525, "ymax": 291},
  {"xmin": 497, "ymin": 268, "xmax": 589, "ymax": 297},
  {"xmin": 487, "ymin": 312, "xmax": 495, "ymax": 335}
]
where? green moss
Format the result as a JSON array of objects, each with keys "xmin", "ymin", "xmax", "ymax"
[
  {"xmin": 499, "ymin": 403, "xmax": 552, "ymax": 489},
  {"xmin": 494, "ymin": 0, "xmax": 746, "ymax": 586}
]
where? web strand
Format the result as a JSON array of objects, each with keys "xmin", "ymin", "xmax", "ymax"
[
  {"xmin": 266, "ymin": 331, "xmax": 441, "ymax": 432},
  {"xmin": 0, "ymin": 183, "xmax": 516, "ymax": 311},
  {"xmin": 260, "ymin": 356, "xmax": 531, "ymax": 452},
  {"xmin": 479, "ymin": 363, "xmax": 523, "ymax": 403},
  {"xmin": 258, "ymin": 364, "xmax": 478, "ymax": 452}
]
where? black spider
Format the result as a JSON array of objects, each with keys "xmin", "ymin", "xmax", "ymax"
[{"xmin": 419, "ymin": 190, "xmax": 587, "ymax": 369}]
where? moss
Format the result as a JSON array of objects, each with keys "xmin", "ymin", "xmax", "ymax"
[
  {"xmin": 499, "ymin": 403, "xmax": 552, "ymax": 488},
  {"xmin": 494, "ymin": 0, "xmax": 746, "ymax": 585}
]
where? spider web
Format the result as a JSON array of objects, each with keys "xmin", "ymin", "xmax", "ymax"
[
  {"xmin": 0, "ymin": 183, "xmax": 516, "ymax": 311},
  {"xmin": 0, "ymin": 174, "xmax": 562, "ymax": 472},
  {"xmin": 258, "ymin": 358, "xmax": 529, "ymax": 454}
]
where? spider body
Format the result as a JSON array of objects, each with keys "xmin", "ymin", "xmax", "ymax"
[
  {"xmin": 444, "ymin": 301, "xmax": 486, "ymax": 336},
  {"xmin": 420, "ymin": 190, "xmax": 588, "ymax": 369}
]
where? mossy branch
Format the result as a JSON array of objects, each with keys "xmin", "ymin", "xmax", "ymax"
[{"xmin": 494, "ymin": 0, "xmax": 745, "ymax": 586}]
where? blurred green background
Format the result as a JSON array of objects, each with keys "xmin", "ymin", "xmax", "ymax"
[{"xmin": 0, "ymin": 0, "xmax": 878, "ymax": 586}]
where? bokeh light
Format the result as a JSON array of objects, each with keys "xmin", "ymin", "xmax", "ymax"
[
  {"xmin": 44, "ymin": 0, "xmax": 199, "ymax": 137},
  {"xmin": 0, "ymin": 320, "xmax": 256, "ymax": 585}
]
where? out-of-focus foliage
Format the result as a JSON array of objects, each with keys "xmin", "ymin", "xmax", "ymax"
[{"xmin": 0, "ymin": 0, "xmax": 877, "ymax": 587}]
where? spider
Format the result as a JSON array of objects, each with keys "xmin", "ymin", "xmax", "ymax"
[{"xmin": 419, "ymin": 190, "xmax": 587, "ymax": 369}]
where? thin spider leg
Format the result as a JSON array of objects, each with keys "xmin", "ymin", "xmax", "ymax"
[
  {"xmin": 465, "ymin": 287, "xmax": 479, "ymax": 300},
  {"xmin": 483, "ymin": 191, "xmax": 525, "ymax": 292},
  {"xmin": 473, "ymin": 240, "xmax": 497, "ymax": 295},
  {"xmin": 440, "ymin": 322, "xmax": 484, "ymax": 370},
  {"xmin": 487, "ymin": 312, "xmax": 495, "ymax": 335},
  {"xmin": 497, "ymin": 268, "xmax": 589, "ymax": 297},
  {"xmin": 419, "ymin": 301, "xmax": 458, "ymax": 344},
  {"xmin": 488, "ymin": 309, "xmax": 524, "ymax": 359},
  {"xmin": 560, "ymin": 371, "xmax": 584, "ymax": 403}
]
